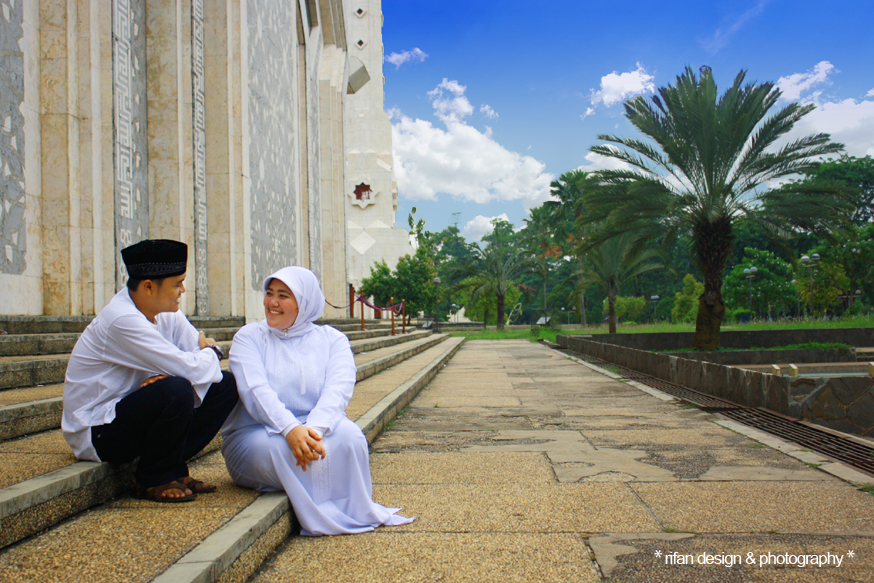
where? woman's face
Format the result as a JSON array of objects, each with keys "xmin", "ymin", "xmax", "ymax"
[{"xmin": 264, "ymin": 279, "xmax": 299, "ymax": 329}]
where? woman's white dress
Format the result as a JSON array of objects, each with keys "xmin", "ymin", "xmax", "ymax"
[{"xmin": 221, "ymin": 320, "xmax": 413, "ymax": 536}]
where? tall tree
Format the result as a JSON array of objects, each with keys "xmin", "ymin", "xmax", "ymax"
[
  {"xmin": 577, "ymin": 230, "xmax": 663, "ymax": 333},
  {"xmin": 585, "ymin": 66, "xmax": 852, "ymax": 349},
  {"xmin": 795, "ymin": 155, "xmax": 874, "ymax": 226},
  {"xmin": 453, "ymin": 219, "xmax": 534, "ymax": 330}
]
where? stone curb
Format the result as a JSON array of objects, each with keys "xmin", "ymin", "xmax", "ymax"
[
  {"xmin": 150, "ymin": 493, "xmax": 290, "ymax": 583},
  {"xmin": 150, "ymin": 336, "xmax": 465, "ymax": 583}
]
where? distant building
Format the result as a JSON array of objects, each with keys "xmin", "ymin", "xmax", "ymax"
[{"xmin": 0, "ymin": 0, "xmax": 409, "ymax": 319}]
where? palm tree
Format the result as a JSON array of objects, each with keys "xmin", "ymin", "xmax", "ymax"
[
  {"xmin": 544, "ymin": 170, "xmax": 599, "ymax": 326},
  {"xmin": 584, "ymin": 66, "xmax": 852, "ymax": 349},
  {"xmin": 577, "ymin": 230, "xmax": 663, "ymax": 333},
  {"xmin": 454, "ymin": 240, "xmax": 534, "ymax": 330}
]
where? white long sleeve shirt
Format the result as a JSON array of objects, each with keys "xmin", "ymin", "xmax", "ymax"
[
  {"xmin": 62, "ymin": 288, "xmax": 223, "ymax": 461},
  {"xmin": 222, "ymin": 320, "xmax": 357, "ymax": 440}
]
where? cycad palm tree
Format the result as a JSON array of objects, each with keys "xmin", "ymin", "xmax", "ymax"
[
  {"xmin": 577, "ymin": 230, "xmax": 663, "ymax": 333},
  {"xmin": 585, "ymin": 66, "xmax": 851, "ymax": 349},
  {"xmin": 454, "ymin": 242, "xmax": 534, "ymax": 330}
]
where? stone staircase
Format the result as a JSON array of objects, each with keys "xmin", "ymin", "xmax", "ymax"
[{"xmin": 0, "ymin": 315, "xmax": 464, "ymax": 581}]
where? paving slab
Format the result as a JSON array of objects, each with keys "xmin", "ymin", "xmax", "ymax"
[{"xmin": 253, "ymin": 532, "xmax": 601, "ymax": 583}]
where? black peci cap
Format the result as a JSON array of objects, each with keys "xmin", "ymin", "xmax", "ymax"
[{"xmin": 121, "ymin": 239, "xmax": 188, "ymax": 279}]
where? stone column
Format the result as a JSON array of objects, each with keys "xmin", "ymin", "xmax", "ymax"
[
  {"xmin": 202, "ymin": 0, "xmax": 241, "ymax": 316},
  {"xmin": 145, "ymin": 0, "xmax": 196, "ymax": 312},
  {"xmin": 77, "ymin": 0, "xmax": 115, "ymax": 314},
  {"xmin": 40, "ymin": 0, "xmax": 82, "ymax": 314}
]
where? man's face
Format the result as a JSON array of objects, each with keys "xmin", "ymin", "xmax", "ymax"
[{"xmin": 154, "ymin": 274, "xmax": 186, "ymax": 313}]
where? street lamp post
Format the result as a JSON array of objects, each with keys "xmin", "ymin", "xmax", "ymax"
[
  {"xmin": 800, "ymin": 253, "xmax": 819, "ymax": 317},
  {"xmin": 650, "ymin": 295, "xmax": 659, "ymax": 321},
  {"xmin": 743, "ymin": 267, "xmax": 758, "ymax": 317},
  {"xmin": 561, "ymin": 307, "xmax": 570, "ymax": 325},
  {"xmin": 433, "ymin": 277, "xmax": 441, "ymax": 333},
  {"xmin": 838, "ymin": 289, "xmax": 862, "ymax": 314},
  {"xmin": 791, "ymin": 279, "xmax": 800, "ymax": 317},
  {"xmin": 452, "ymin": 303, "xmax": 459, "ymax": 324}
]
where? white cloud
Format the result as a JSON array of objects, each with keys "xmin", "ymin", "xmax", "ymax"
[
  {"xmin": 391, "ymin": 80, "xmax": 555, "ymax": 206},
  {"xmin": 463, "ymin": 214, "xmax": 510, "ymax": 242},
  {"xmin": 427, "ymin": 78, "xmax": 475, "ymax": 124},
  {"xmin": 575, "ymin": 151, "xmax": 631, "ymax": 173},
  {"xmin": 480, "ymin": 104, "xmax": 499, "ymax": 119},
  {"xmin": 590, "ymin": 63, "xmax": 655, "ymax": 107},
  {"xmin": 384, "ymin": 47, "xmax": 428, "ymax": 69},
  {"xmin": 700, "ymin": 0, "xmax": 769, "ymax": 54},
  {"xmin": 866, "ymin": 88, "xmax": 874, "ymax": 97},
  {"xmin": 580, "ymin": 107, "xmax": 595, "ymax": 122},
  {"xmin": 777, "ymin": 61, "xmax": 836, "ymax": 102},
  {"xmin": 783, "ymin": 97, "xmax": 874, "ymax": 157}
]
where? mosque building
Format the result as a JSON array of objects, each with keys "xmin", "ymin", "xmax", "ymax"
[{"xmin": 0, "ymin": 0, "xmax": 411, "ymax": 319}]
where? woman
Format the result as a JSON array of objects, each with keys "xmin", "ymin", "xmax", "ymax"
[{"xmin": 221, "ymin": 266, "xmax": 413, "ymax": 535}]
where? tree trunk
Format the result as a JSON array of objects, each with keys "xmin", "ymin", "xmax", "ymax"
[
  {"xmin": 496, "ymin": 293, "xmax": 506, "ymax": 330},
  {"xmin": 483, "ymin": 306, "xmax": 489, "ymax": 330},
  {"xmin": 608, "ymin": 295, "xmax": 617, "ymax": 334},
  {"xmin": 580, "ymin": 288, "xmax": 587, "ymax": 327},
  {"xmin": 690, "ymin": 217, "xmax": 732, "ymax": 350}
]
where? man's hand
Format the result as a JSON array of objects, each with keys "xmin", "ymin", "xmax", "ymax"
[
  {"xmin": 140, "ymin": 374, "xmax": 168, "ymax": 388},
  {"xmin": 198, "ymin": 331, "xmax": 217, "ymax": 349},
  {"xmin": 285, "ymin": 425, "xmax": 326, "ymax": 472}
]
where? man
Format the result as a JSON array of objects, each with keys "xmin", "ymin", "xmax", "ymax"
[{"xmin": 63, "ymin": 239, "xmax": 238, "ymax": 502}]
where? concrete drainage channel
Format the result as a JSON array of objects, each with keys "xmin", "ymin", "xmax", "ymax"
[{"xmin": 564, "ymin": 349, "xmax": 874, "ymax": 479}]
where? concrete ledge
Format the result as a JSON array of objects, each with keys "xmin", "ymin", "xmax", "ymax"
[
  {"xmin": 662, "ymin": 346, "xmax": 856, "ymax": 365},
  {"xmin": 151, "ymin": 493, "xmax": 291, "ymax": 583},
  {"xmin": 581, "ymin": 327, "xmax": 874, "ymax": 351},
  {"xmin": 0, "ymin": 396, "xmax": 63, "ymax": 441},
  {"xmin": 0, "ymin": 438, "xmax": 221, "ymax": 549}
]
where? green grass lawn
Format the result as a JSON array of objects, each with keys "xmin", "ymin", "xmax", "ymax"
[{"xmin": 448, "ymin": 314, "xmax": 874, "ymax": 343}]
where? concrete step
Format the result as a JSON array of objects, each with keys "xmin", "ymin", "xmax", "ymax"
[
  {"xmin": 0, "ymin": 384, "xmax": 63, "ymax": 442},
  {"xmin": 0, "ymin": 327, "xmax": 241, "ymax": 357},
  {"xmin": 0, "ymin": 340, "xmax": 235, "ymax": 391},
  {"xmin": 0, "ymin": 333, "xmax": 439, "ymax": 443},
  {"xmin": 348, "ymin": 329, "xmax": 432, "ymax": 355},
  {"xmin": 0, "ymin": 334, "xmax": 457, "ymax": 549},
  {"xmin": 0, "ymin": 315, "xmax": 244, "ymax": 336},
  {"xmin": 0, "ymin": 325, "xmax": 413, "ymax": 391},
  {"xmin": 0, "ymin": 338, "xmax": 465, "ymax": 582}
]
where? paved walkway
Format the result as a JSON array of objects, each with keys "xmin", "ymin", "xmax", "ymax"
[{"xmin": 251, "ymin": 340, "xmax": 874, "ymax": 583}]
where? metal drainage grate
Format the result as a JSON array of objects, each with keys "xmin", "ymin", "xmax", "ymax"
[
  {"xmin": 720, "ymin": 408, "xmax": 874, "ymax": 476},
  {"xmin": 566, "ymin": 349, "xmax": 874, "ymax": 477}
]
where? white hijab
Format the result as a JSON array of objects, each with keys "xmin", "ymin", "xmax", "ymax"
[{"xmin": 261, "ymin": 266, "xmax": 325, "ymax": 339}]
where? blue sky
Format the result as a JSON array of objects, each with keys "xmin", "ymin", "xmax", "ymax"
[{"xmin": 381, "ymin": 0, "xmax": 874, "ymax": 241}]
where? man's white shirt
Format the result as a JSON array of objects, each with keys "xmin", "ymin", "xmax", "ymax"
[{"xmin": 62, "ymin": 288, "xmax": 222, "ymax": 461}]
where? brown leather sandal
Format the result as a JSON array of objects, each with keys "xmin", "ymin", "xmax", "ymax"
[
  {"xmin": 178, "ymin": 476, "xmax": 217, "ymax": 494},
  {"xmin": 134, "ymin": 480, "xmax": 197, "ymax": 503}
]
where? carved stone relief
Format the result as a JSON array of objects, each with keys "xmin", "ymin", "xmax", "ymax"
[
  {"xmin": 112, "ymin": 0, "xmax": 149, "ymax": 287},
  {"xmin": 192, "ymin": 0, "xmax": 208, "ymax": 313},
  {"xmin": 247, "ymin": 0, "xmax": 298, "ymax": 290},
  {"xmin": 0, "ymin": 0, "xmax": 26, "ymax": 274}
]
